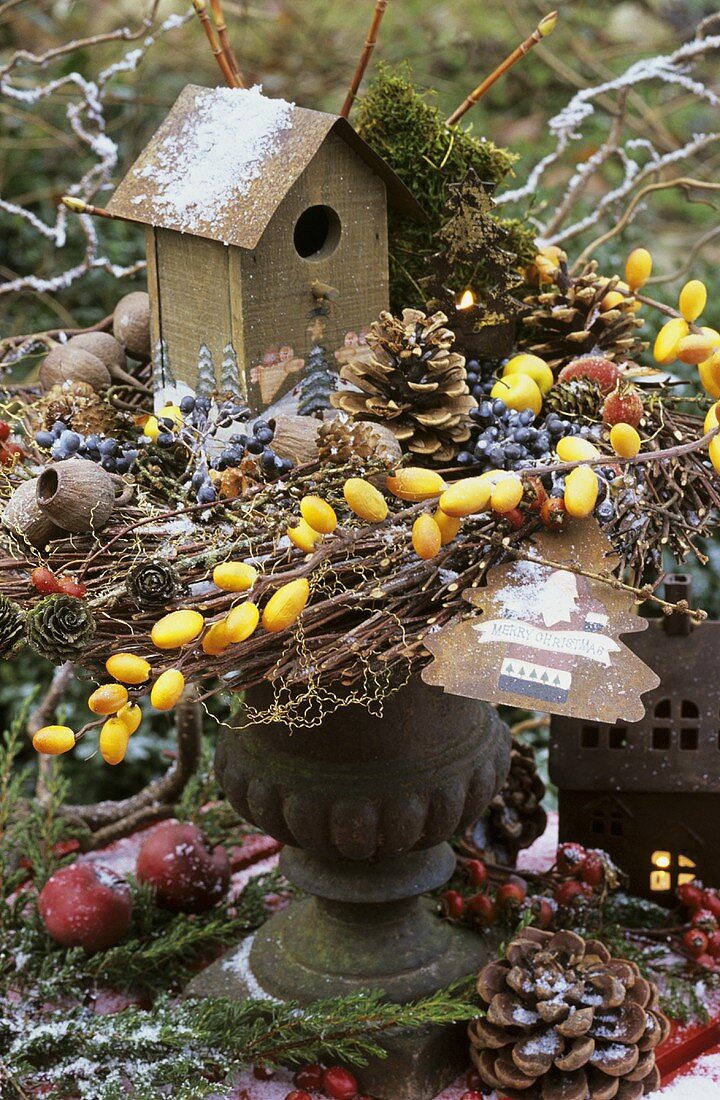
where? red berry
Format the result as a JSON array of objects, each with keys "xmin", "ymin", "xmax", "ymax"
[
  {"xmin": 293, "ymin": 1065, "xmax": 324, "ymax": 1090},
  {"xmin": 467, "ymin": 894, "xmax": 496, "ymax": 925},
  {"xmin": 441, "ymin": 889, "xmax": 465, "ymax": 919},
  {"xmin": 702, "ymin": 890, "xmax": 720, "ymax": 920},
  {"xmin": 0, "ymin": 442, "xmax": 23, "ymax": 465},
  {"xmin": 31, "ymin": 566, "xmax": 63, "ymax": 595},
  {"xmin": 530, "ymin": 896, "xmax": 556, "ymax": 929},
  {"xmin": 707, "ymin": 931, "xmax": 720, "ymax": 959},
  {"xmin": 57, "ymin": 576, "xmax": 88, "ymax": 599},
  {"xmin": 692, "ymin": 909, "xmax": 718, "ymax": 933},
  {"xmin": 322, "ymin": 1066, "xmax": 359, "ymax": 1100},
  {"xmin": 525, "ymin": 477, "xmax": 548, "ymax": 513},
  {"xmin": 503, "ymin": 507, "xmax": 524, "ymax": 530},
  {"xmin": 677, "ymin": 881, "xmax": 705, "ymax": 913},
  {"xmin": 466, "ymin": 859, "xmax": 487, "ymax": 888},
  {"xmin": 285, "ymin": 1092, "xmax": 312, "ymax": 1100},
  {"xmin": 540, "ymin": 496, "xmax": 567, "ymax": 529},
  {"xmin": 253, "ymin": 1065, "xmax": 275, "ymax": 1080},
  {"xmin": 581, "ymin": 854, "xmax": 605, "ymax": 888},
  {"xmin": 558, "ymin": 355, "xmax": 621, "ymax": 394},
  {"xmin": 557, "ymin": 842, "xmax": 587, "ymax": 877},
  {"xmin": 496, "ymin": 882, "xmax": 526, "ymax": 910},
  {"xmin": 38, "ymin": 862, "xmax": 132, "ymax": 952},
  {"xmin": 684, "ymin": 928, "xmax": 709, "ymax": 958},
  {"xmin": 554, "ymin": 880, "xmax": 590, "ymax": 907},
  {"xmin": 0, "ymin": 421, "xmax": 10, "ymax": 441},
  {"xmin": 695, "ymin": 953, "xmax": 717, "ymax": 970},
  {"xmin": 459, "ymin": 1093, "xmax": 484, "ymax": 1100}
]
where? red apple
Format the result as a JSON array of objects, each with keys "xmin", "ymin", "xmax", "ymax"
[
  {"xmin": 136, "ymin": 822, "xmax": 230, "ymax": 913},
  {"xmin": 38, "ymin": 862, "xmax": 132, "ymax": 952}
]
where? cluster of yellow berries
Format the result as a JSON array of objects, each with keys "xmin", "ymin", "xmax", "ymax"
[{"xmin": 653, "ymin": 278, "xmax": 718, "ymax": 383}]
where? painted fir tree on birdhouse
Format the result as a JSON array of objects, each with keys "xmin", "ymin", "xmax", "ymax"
[{"xmin": 106, "ymin": 84, "xmax": 424, "ymax": 412}]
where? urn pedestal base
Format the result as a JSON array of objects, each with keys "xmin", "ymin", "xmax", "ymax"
[{"xmin": 185, "ymin": 680, "xmax": 510, "ymax": 1100}]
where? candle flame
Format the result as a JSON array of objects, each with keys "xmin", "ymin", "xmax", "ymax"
[{"xmin": 457, "ymin": 289, "xmax": 476, "ymax": 310}]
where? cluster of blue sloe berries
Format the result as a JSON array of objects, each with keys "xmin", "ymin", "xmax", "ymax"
[{"xmin": 35, "ymin": 422, "xmax": 139, "ymax": 474}]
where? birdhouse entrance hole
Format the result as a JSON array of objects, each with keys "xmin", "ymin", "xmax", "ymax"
[
  {"xmin": 650, "ymin": 849, "xmax": 696, "ymax": 894},
  {"xmin": 293, "ymin": 204, "xmax": 341, "ymax": 261}
]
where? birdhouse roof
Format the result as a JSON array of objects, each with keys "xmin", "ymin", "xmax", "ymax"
[{"xmin": 106, "ymin": 84, "xmax": 425, "ymax": 248}]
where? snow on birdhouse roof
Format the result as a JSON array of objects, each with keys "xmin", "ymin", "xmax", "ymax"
[{"xmin": 106, "ymin": 84, "xmax": 425, "ymax": 248}]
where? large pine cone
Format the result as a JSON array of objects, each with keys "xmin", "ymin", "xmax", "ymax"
[
  {"xmin": 462, "ymin": 738, "xmax": 547, "ymax": 865},
  {"xmin": 331, "ymin": 309, "xmax": 476, "ymax": 463},
  {"xmin": 470, "ymin": 928, "xmax": 670, "ymax": 1100},
  {"xmin": 519, "ymin": 262, "xmax": 646, "ymax": 373}
]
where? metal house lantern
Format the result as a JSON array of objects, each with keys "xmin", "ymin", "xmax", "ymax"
[{"xmin": 549, "ymin": 575, "xmax": 720, "ymax": 903}]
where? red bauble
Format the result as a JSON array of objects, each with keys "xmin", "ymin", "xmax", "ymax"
[
  {"xmin": 684, "ymin": 928, "xmax": 709, "ymax": 958},
  {"xmin": 466, "ymin": 859, "xmax": 487, "ymax": 888},
  {"xmin": 557, "ymin": 842, "xmax": 587, "ymax": 878},
  {"xmin": 580, "ymin": 854, "xmax": 605, "ymax": 888},
  {"xmin": 322, "ymin": 1066, "xmax": 359, "ymax": 1099},
  {"xmin": 441, "ymin": 889, "xmax": 465, "ymax": 919},
  {"xmin": 38, "ymin": 862, "xmax": 132, "ymax": 952},
  {"xmin": 467, "ymin": 894, "xmax": 496, "ymax": 925},
  {"xmin": 293, "ymin": 1065, "xmax": 324, "ymax": 1090},
  {"xmin": 677, "ymin": 881, "xmax": 704, "ymax": 912},
  {"xmin": 136, "ymin": 822, "xmax": 230, "ymax": 913},
  {"xmin": 496, "ymin": 882, "xmax": 526, "ymax": 910}
]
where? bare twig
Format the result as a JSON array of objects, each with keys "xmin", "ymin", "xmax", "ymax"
[
  {"xmin": 340, "ymin": 0, "xmax": 389, "ymax": 120},
  {"xmin": 192, "ymin": 0, "xmax": 241, "ymax": 88},
  {"xmin": 209, "ymin": 0, "xmax": 246, "ymax": 86}
]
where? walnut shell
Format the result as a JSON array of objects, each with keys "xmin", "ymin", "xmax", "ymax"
[
  {"xmin": 113, "ymin": 291, "xmax": 151, "ymax": 360},
  {"xmin": 69, "ymin": 332, "xmax": 127, "ymax": 375},
  {"xmin": 39, "ymin": 346, "xmax": 111, "ymax": 395}
]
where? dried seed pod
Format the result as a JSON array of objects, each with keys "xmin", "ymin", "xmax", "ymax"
[
  {"xmin": 433, "ymin": 507, "xmax": 461, "ymax": 544},
  {"xmin": 105, "ymin": 653, "xmax": 151, "ymax": 684},
  {"xmin": 386, "ymin": 467, "xmax": 446, "ymax": 502},
  {"xmin": 113, "ymin": 291, "xmax": 151, "ymax": 360},
  {"xmin": 88, "ymin": 683, "xmax": 129, "ymax": 715},
  {"xmin": 270, "ymin": 414, "xmax": 319, "ymax": 466},
  {"xmin": 653, "ymin": 318, "xmax": 689, "ymax": 364},
  {"xmin": 300, "ymin": 495, "xmax": 337, "ymax": 534},
  {"xmin": 225, "ymin": 602, "xmax": 259, "ymax": 643},
  {"xmin": 202, "ymin": 621, "xmax": 230, "ymax": 655},
  {"xmin": 610, "ymin": 423, "xmax": 641, "ymax": 459},
  {"xmin": 564, "ymin": 465, "xmax": 599, "ymax": 518},
  {"xmin": 212, "ymin": 562, "xmax": 258, "ymax": 592},
  {"xmin": 439, "ymin": 477, "xmax": 492, "ymax": 517},
  {"xmin": 68, "ymin": 332, "xmax": 128, "ymax": 375},
  {"xmin": 116, "ymin": 703, "xmax": 142, "ymax": 735},
  {"xmin": 625, "ymin": 247, "xmax": 652, "ymax": 290},
  {"xmin": 262, "ymin": 578, "xmax": 310, "ymax": 633},
  {"xmin": 556, "ymin": 437, "xmax": 600, "ymax": 462},
  {"xmin": 678, "ymin": 279, "xmax": 707, "ymax": 323},
  {"xmin": 99, "ymin": 718, "xmax": 130, "ymax": 765},
  {"xmin": 412, "ymin": 514, "xmax": 441, "ymax": 560},
  {"xmin": 151, "ymin": 610, "xmax": 204, "ymax": 650},
  {"xmin": 343, "ymin": 478, "xmax": 388, "ymax": 522},
  {"xmin": 39, "ymin": 346, "xmax": 111, "ymax": 394},
  {"xmin": 151, "ymin": 668, "xmax": 186, "ymax": 710},
  {"xmin": 491, "ymin": 476, "xmax": 523, "ymax": 514},
  {"xmin": 677, "ymin": 333, "xmax": 719, "ymax": 366},
  {"xmin": 287, "ymin": 518, "xmax": 322, "ymax": 554}
]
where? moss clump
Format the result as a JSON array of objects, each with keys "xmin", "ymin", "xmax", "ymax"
[{"xmin": 356, "ymin": 65, "xmax": 536, "ymax": 312}]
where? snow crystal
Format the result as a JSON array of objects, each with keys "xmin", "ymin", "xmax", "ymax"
[
  {"xmin": 520, "ymin": 1031, "xmax": 558, "ymax": 1055},
  {"xmin": 135, "ymin": 85, "xmax": 295, "ymax": 238},
  {"xmin": 653, "ymin": 1050, "xmax": 720, "ymax": 1098},
  {"xmin": 221, "ymin": 935, "xmax": 280, "ymax": 1002},
  {"xmin": 492, "ymin": 559, "xmax": 547, "ymax": 620},
  {"xmin": 511, "ymin": 1005, "xmax": 539, "ymax": 1025}
]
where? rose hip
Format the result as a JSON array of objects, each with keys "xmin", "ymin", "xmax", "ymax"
[
  {"xmin": 684, "ymin": 928, "xmax": 709, "ymax": 958},
  {"xmin": 441, "ymin": 889, "xmax": 465, "ymax": 919},
  {"xmin": 581, "ymin": 854, "xmax": 605, "ymax": 888},
  {"xmin": 466, "ymin": 859, "xmax": 487, "ymax": 888},
  {"xmin": 293, "ymin": 1065, "xmax": 324, "ymax": 1090},
  {"xmin": 677, "ymin": 881, "xmax": 704, "ymax": 912},
  {"xmin": 496, "ymin": 882, "xmax": 526, "ymax": 910},
  {"xmin": 557, "ymin": 842, "xmax": 587, "ymax": 877},
  {"xmin": 467, "ymin": 894, "xmax": 496, "ymax": 925},
  {"xmin": 322, "ymin": 1066, "xmax": 359, "ymax": 1099}
]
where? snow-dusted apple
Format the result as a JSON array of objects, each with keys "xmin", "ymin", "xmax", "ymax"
[
  {"xmin": 136, "ymin": 821, "xmax": 230, "ymax": 913},
  {"xmin": 38, "ymin": 862, "xmax": 132, "ymax": 952}
]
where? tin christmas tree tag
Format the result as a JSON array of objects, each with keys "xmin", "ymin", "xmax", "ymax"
[{"xmin": 422, "ymin": 520, "xmax": 660, "ymax": 723}]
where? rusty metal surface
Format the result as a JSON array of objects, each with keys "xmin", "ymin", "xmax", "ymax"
[{"xmin": 106, "ymin": 84, "xmax": 425, "ymax": 247}]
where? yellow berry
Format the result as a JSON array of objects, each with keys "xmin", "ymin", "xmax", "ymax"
[
  {"xmin": 491, "ymin": 476, "xmax": 524, "ymax": 513},
  {"xmin": 677, "ymin": 333, "xmax": 719, "ymax": 366},
  {"xmin": 564, "ymin": 465, "xmax": 599, "ymax": 518},
  {"xmin": 490, "ymin": 374, "xmax": 543, "ymax": 416},
  {"xmin": 679, "ymin": 279, "xmax": 707, "ymax": 323},
  {"xmin": 698, "ymin": 351, "xmax": 720, "ymax": 398},
  {"xmin": 225, "ymin": 601, "xmax": 260, "ymax": 643},
  {"xmin": 202, "ymin": 620, "xmax": 230, "ymax": 656},
  {"xmin": 438, "ymin": 477, "xmax": 492, "ymax": 517},
  {"xmin": 105, "ymin": 653, "xmax": 151, "ymax": 685},
  {"xmin": 151, "ymin": 609, "xmax": 204, "ymax": 650},
  {"xmin": 116, "ymin": 702, "xmax": 142, "ymax": 736},
  {"xmin": 610, "ymin": 423, "xmax": 641, "ymax": 458},
  {"xmin": 88, "ymin": 683, "xmax": 129, "ymax": 715},
  {"xmin": 262, "ymin": 578, "xmax": 310, "ymax": 634},
  {"xmin": 212, "ymin": 561, "xmax": 258, "ymax": 592},
  {"xmin": 300, "ymin": 495, "xmax": 337, "ymax": 534},
  {"xmin": 343, "ymin": 478, "xmax": 388, "ymax": 522},
  {"xmin": 386, "ymin": 468, "xmax": 446, "ymax": 502},
  {"xmin": 412, "ymin": 514, "xmax": 442, "ymax": 560},
  {"xmin": 433, "ymin": 508, "xmax": 461, "ymax": 545},
  {"xmin": 150, "ymin": 668, "xmax": 186, "ymax": 710},
  {"xmin": 653, "ymin": 318, "xmax": 689, "ymax": 364},
  {"xmin": 704, "ymin": 403, "xmax": 720, "ymax": 434},
  {"xmin": 287, "ymin": 518, "xmax": 322, "ymax": 554},
  {"xmin": 625, "ymin": 248, "xmax": 652, "ymax": 291},
  {"xmin": 32, "ymin": 725, "xmax": 75, "ymax": 756},
  {"xmin": 99, "ymin": 718, "xmax": 130, "ymax": 765},
  {"xmin": 709, "ymin": 435, "xmax": 720, "ymax": 474},
  {"xmin": 556, "ymin": 437, "xmax": 600, "ymax": 462},
  {"xmin": 502, "ymin": 354, "xmax": 554, "ymax": 395}
]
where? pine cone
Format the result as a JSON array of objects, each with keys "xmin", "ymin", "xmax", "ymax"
[
  {"xmin": 317, "ymin": 415, "xmax": 402, "ymax": 468},
  {"xmin": 0, "ymin": 596, "xmax": 25, "ymax": 659},
  {"xmin": 463, "ymin": 738, "xmax": 547, "ymax": 865},
  {"xmin": 26, "ymin": 595, "xmax": 95, "ymax": 663},
  {"xmin": 470, "ymin": 928, "xmax": 670, "ymax": 1100},
  {"xmin": 519, "ymin": 262, "xmax": 646, "ymax": 373},
  {"xmin": 543, "ymin": 379, "xmax": 604, "ymax": 420},
  {"xmin": 331, "ymin": 309, "xmax": 476, "ymax": 463},
  {"xmin": 37, "ymin": 382, "xmax": 117, "ymax": 438},
  {"xmin": 126, "ymin": 561, "xmax": 181, "ymax": 607}
]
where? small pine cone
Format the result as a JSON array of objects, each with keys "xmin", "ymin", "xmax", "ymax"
[
  {"xmin": 0, "ymin": 596, "xmax": 26, "ymax": 659},
  {"xmin": 39, "ymin": 382, "xmax": 116, "ymax": 438},
  {"xmin": 469, "ymin": 928, "xmax": 670, "ymax": 1100},
  {"xmin": 126, "ymin": 561, "xmax": 181, "ymax": 608},
  {"xmin": 543, "ymin": 379, "xmax": 604, "ymax": 419},
  {"xmin": 317, "ymin": 415, "xmax": 403, "ymax": 469},
  {"xmin": 26, "ymin": 594, "xmax": 95, "ymax": 663},
  {"xmin": 332, "ymin": 308, "xmax": 476, "ymax": 463},
  {"xmin": 520, "ymin": 261, "xmax": 646, "ymax": 373},
  {"xmin": 461, "ymin": 738, "xmax": 547, "ymax": 865}
]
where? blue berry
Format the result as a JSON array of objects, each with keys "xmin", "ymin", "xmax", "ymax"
[
  {"xmin": 35, "ymin": 431, "xmax": 54, "ymax": 449},
  {"xmin": 180, "ymin": 395, "xmax": 196, "ymax": 414},
  {"xmin": 197, "ymin": 483, "xmax": 217, "ymax": 503}
]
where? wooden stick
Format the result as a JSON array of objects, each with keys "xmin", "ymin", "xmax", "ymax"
[
  {"xmin": 192, "ymin": 0, "xmax": 239, "ymax": 88},
  {"xmin": 209, "ymin": 0, "xmax": 246, "ymax": 87},
  {"xmin": 446, "ymin": 10, "xmax": 558, "ymax": 126},
  {"xmin": 340, "ymin": 0, "xmax": 389, "ymax": 120},
  {"xmin": 61, "ymin": 196, "xmax": 119, "ymax": 221}
]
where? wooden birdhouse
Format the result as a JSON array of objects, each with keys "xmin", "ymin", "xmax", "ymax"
[
  {"xmin": 106, "ymin": 84, "xmax": 424, "ymax": 411},
  {"xmin": 549, "ymin": 575, "xmax": 720, "ymax": 904}
]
